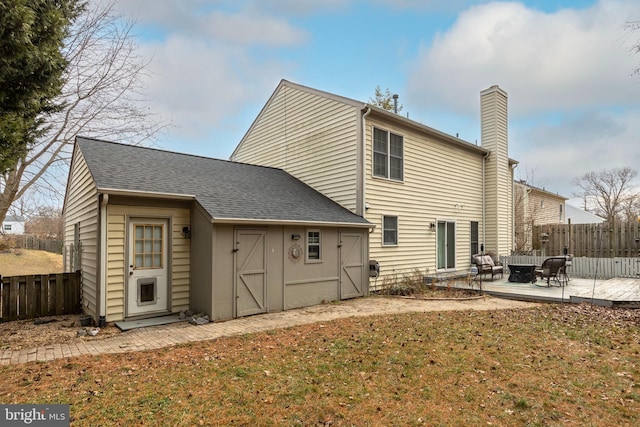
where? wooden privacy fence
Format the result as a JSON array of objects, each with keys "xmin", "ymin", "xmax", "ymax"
[
  {"xmin": 502, "ymin": 255, "xmax": 640, "ymax": 280},
  {"xmin": 14, "ymin": 235, "xmax": 63, "ymax": 254},
  {"xmin": 0, "ymin": 271, "xmax": 81, "ymax": 323},
  {"xmin": 532, "ymin": 222, "xmax": 640, "ymax": 258}
]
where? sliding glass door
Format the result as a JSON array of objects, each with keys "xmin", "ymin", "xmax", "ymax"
[{"xmin": 437, "ymin": 221, "xmax": 456, "ymax": 270}]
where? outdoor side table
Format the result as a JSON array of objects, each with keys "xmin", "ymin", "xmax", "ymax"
[{"xmin": 508, "ymin": 264, "xmax": 537, "ymax": 283}]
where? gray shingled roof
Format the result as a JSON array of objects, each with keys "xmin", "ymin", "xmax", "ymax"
[{"xmin": 76, "ymin": 137, "xmax": 370, "ymax": 226}]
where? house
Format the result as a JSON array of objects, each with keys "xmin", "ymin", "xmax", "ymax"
[
  {"xmin": 231, "ymin": 80, "xmax": 516, "ymax": 281},
  {"xmin": 513, "ymin": 181, "xmax": 568, "ymax": 253},
  {"xmin": 2, "ymin": 215, "xmax": 25, "ymax": 234},
  {"xmin": 565, "ymin": 204, "xmax": 605, "ymax": 224},
  {"xmin": 62, "ymin": 137, "xmax": 371, "ymax": 325}
]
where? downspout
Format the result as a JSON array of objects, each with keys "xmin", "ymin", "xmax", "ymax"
[
  {"xmin": 512, "ymin": 164, "xmax": 519, "ymax": 255},
  {"xmin": 99, "ymin": 193, "xmax": 109, "ymax": 327},
  {"xmin": 361, "ymin": 107, "xmax": 372, "ymax": 216},
  {"xmin": 482, "ymin": 152, "xmax": 490, "ymax": 248}
]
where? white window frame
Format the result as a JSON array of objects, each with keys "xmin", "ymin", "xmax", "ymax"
[
  {"xmin": 382, "ymin": 215, "xmax": 398, "ymax": 246},
  {"xmin": 373, "ymin": 127, "xmax": 403, "ymax": 181},
  {"xmin": 3, "ymin": 224, "xmax": 11, "ymax": 231},
  {"xmin": 306, "ymin": 229, "xmax": 321, "ymax": 262}
]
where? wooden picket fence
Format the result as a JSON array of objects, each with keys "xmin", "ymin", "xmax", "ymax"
[
  {"xmin": 0, "ymin": 271, "xmax": 81, "ymax": 323},
  {"xmin": 502, "ymin": 255, "xmax": 640, "ymax": 280}
]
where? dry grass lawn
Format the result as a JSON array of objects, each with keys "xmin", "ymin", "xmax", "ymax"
[
  {"xmin": 0, "ymin": 249, "xmax": 63, "ymax": 276},
  {"xmin": 1, "ymin": 303, "xmax": 639, "ymax": 426}
]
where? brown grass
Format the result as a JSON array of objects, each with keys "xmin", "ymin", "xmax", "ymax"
[
  {"xmin": 1, "ymin": 303, "xmax": 639, "ymax": 426},
  {"xmin": 0, "ymin": 249, "xmax": 63, "ymax": 276}
]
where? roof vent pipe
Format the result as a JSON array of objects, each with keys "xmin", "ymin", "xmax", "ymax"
[{"xmin": 393, "ymin": 94, "xmax": 398, "ymax": 114}]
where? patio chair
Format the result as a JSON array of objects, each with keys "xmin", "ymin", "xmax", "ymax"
[
  {"xmin": 472, "ymin": 254, "xmax": 504, "ymax": 280},
  {"xmin": 534, "ymin": 256, "xmax": 567, "ymax": 287}
]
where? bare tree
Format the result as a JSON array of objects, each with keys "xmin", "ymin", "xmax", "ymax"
[
  {"xmin": 619, "ymin": 194, "xmax": 640, "ymax": 223},
  {"xmin": 0, "ymin": 0, "xmax": 165, "ymax": 225},
  {"xmin": 572, "ymin": 167, "xmax": 639, "ymax": 224},
  {"xmin": 626, "ymin": 20, "xmax": 640, "ymax": 76},
  {"xmin": 25, "ymin": 207, "xmax": 64, "ymax": 238},
  {"xmin": 513, "ymin": 177, "xmax": 547, "ymax": 254}
]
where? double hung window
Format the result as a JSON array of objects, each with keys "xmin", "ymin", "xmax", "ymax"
[
  {"xmin": 383, "ymin": 215, "xmax": 398, "ymax": 246},
  {"xmin": 373, "ymin": 127, "xmax": 403, "ymax": 180},
  {"xmin": 307, "ymin": 230, "xmax": 321, "ymax": 261}
]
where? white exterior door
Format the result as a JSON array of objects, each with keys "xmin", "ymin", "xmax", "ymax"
[{"xmin": 127, "ymin": 218, "xmax": 169, "ymax": 317}]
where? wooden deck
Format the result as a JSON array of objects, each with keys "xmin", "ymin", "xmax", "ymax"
[{"xmin": 448, "ymin": 276, "xmax": 640, "ymax": 308}]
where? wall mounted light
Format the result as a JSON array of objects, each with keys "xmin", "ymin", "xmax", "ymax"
[
  {"xmin": 291, "ymin": 233, "xmax": 301, "ymax": 240},
  {"xmin": 429, "ymin": 223, "xmax": 436, "ymax": 230},
  {"xmin": 182, "ymin": 226, "xmax": 191, "ymax": 238}
]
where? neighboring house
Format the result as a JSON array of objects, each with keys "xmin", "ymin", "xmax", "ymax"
[
  {"xmin": 513, "ymin": 181, "xmax": 567, "ymax": 253},
  {"xmin": 63, "ymin": 137, "xmax": 371, "ymax": 325},
  {"xmin": 565, "ymin": 204, "xmax": 605, "ymax": 224},
  {"xmin": 231, "ymin": 80, "xmax": 516, "ymax": 280},
  {"xmin": 2, "ymin": 215, "xmax": 25, "ymax": 234}
]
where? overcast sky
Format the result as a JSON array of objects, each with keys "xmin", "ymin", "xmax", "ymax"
[{"xmin": 111, "ymin": 0, "xmax": 640, "ymax": 206}]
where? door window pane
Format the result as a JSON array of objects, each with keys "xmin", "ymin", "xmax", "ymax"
[{"xmin": 134, "ymin": 224, "xmax": 163, "ymax": 269}]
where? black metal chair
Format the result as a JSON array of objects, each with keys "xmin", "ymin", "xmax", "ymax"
[{"xmin": 534, "ymin": 257, "xmax": 567, "ymax": 286}]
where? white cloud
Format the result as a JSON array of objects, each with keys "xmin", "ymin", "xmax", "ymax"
[
  {"xmin": 110, "ymin": 0, "xmax": 303, "ymax": 147},
  {"xmin": 197, "ymin": 12, "xmax": 308, "ymax": 45},
  {"xmin": 115, "ymin": 0, "xmax": 308, "ymax": 46},
  {"xmin": 138, "ymin": 35, "xmax": 288, "ymax": 142},
  {"xmin": 405, "ymin": 0, "xmax": 640, "ymax": 198},
  {"xmin": 512, "ymin": 108, "xmax": 640, "ymax": 196},
  {"xmin": 407, "ymin": 0, "xmax": 640, "ymax": 116}
]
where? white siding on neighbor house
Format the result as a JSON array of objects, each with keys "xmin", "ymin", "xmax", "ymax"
[
  {"xmin": 105, "ymin": 205, "xmax": 190, "ymax": 321},
  {"xmin": 62, "ymin": 149, "xmax": 99, "ymax": 318},
  {"xmin": 481, "ymin": 86, "xmax": 512, "ymax": 257},
  {"xmin": 364, "ymin": 116, "xmax": 485, "ymax": 279},
  {"xmin": 232, "ymin": 83, "xmax": 360, "ymax": 212},
  {"xmin": 2, "ymin": 217, "xmax": 25, "ymax": 234}
]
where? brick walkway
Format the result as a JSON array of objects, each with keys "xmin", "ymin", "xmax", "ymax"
[{"xmin": 1, "ymin": 296, "xmax": 536, "ymax": 365}]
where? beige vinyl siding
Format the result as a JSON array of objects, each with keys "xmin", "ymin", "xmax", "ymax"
[
  {"xmin": 528, "ymin": 191, "xmax": 565, "ymax": 225},
  {"xmin": 105, "ymin": 213, "xmax": 125, "ymax": 320},
  {"xmin": 232, "ymin": 84, "xmax": 360, "ymax": 212},
  {"xmin": 514, "ymin": 183, "xmax": 565, "ymax": 252},
  {"xmin": 105, "ymin": 205, "xmax": 190, "ymax": 321},
  {"xmin": 62, "ymin": 148, "xmax": 99, "ymax": 318},
  {"xmin": 364, "ymin": 117, "xmax": 484, "ymax": 278},
  {"xmin": 481, "ymin": 87, "xmax": 511, "ymax": 256}
]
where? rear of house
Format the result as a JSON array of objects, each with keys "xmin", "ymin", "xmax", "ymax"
[
  {"xmin": 232, "ymin": 80, "xmax": 515, "ymax": 283},
  {"xmin": 63, "ymin": 137, "xmax": 371, "ymax": 325}
]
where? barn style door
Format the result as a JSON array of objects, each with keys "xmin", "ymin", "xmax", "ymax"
[
  {"xmin": 340, "ymin": 232, "xmax": 365, "ymax": 299},
  {"xmin": 234, "ymin": 229, "xmax": 267, "ymax": 317}
]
